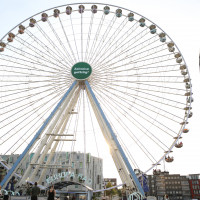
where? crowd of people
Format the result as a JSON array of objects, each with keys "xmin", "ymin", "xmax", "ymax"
[{"xmin": 0, "ymin": 181, "xmax": 59, "ymax": 200}]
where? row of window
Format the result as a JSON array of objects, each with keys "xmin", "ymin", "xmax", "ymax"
[
  {"xmin": 193, "ymin": 190, "xmax": 200, "ymax": 194},
  {"xmin": 191, "ymin": 180, "xmax": 199, "ymax": 185},
  {"xmin": 192, "ymin": 185, "xmax": 200, "ymax": 189},
  {"xmin": 165, "ymin": 181, "xmax": 181, "ymax": 184}
]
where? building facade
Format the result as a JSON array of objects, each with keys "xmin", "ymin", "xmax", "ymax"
[
  {"xmin": 1, "ymin": 152, "xmax": 103, "ymax": 191},
  {"xmin": 148, "ymin": 171, "xmax": 191, "ymax": 200},
  {"xmin": 188, "ymin": 174, "xmax": 200, "ymax": 199},
  {"xmin": 103, "ymin": 178, "xmax": 117, "ymax": 187}
]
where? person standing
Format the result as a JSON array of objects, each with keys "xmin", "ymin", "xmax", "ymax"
[
  {"xmin": 0, "ymin": 186, "xmax": 3, "ymax": 200},
  {"xmin": 31, "ymin": 182, "xmax": 40, "ymax": 200},
  {"xmin": 47, "ymin": 185, "xmax": 56, "ymax": 200}
]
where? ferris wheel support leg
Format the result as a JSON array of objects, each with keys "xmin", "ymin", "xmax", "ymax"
[
  {"xmin": 20, "ymin": 82, "xmax": 79, "ymax": 185},
  {"xmin": 28, "ymin": 86, "xmax": 80, "ymax": 183},
  {"xmin": 37, "ymin": 87, "xmax": 81, "ymax": 184},
  {"xmin": 85, "ymin": 81, "xmax": 144, "ymax": 196},
  {"xmin": 0, "ymin": 81, "xmax": 78, "ymax": 188}
]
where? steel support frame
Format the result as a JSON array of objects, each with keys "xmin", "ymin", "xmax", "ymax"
[
  {"xmin": 85, "ymin": 80, "xmax": 144, "ymax": 196},
  {"xmin": 0, "ymin": 81, "xmax": 78, "ymax": 187}
]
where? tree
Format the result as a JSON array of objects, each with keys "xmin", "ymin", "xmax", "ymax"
[{"xmin": 105, "ymin": 182, "xmax": 117, "ymax": 199}]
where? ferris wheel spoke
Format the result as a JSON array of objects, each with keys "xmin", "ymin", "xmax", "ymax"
[
  {"xmin": 98, "ymin": 97, "xmax": 158, "ymax": 164},
  {"xmin": 45, "ymin": 19, "xmax": 76, "ymax": 64},
  {"xmin": 90, "ymin": 16, "xmax": 128, "ymax": 65},
  {"xmin": 93, "ymin": 76, "xmax": 186, "ymax": 93},
  {"xmin": 0, "ymin": 86, "xmax": 67, "ymax": 144},
  {"xmin": 0, "ymin": 80, "xmax": 67, "ymax": 106},
  {"xmin": 84, "ymin": 13, "xmax": 94, "ymax": 62},
  {"xmin": 99, "ymin": 52, "xmax": 174, "ymax": 74},
  {"xmin": 35, "ymin": 23, "xmax": 73, "ymax": 65},
  {"xmin": 25, "ymin": 29, "xmax": 69, "ymax": 68},
  {"xmin": 93, "ymin": 86, "xmax": 168, "ymax": 151},
  {"xmin": 0, "ymin": 82, "xmax": 67, "ymax": 124},
  {"xmin": 97, "ymin": 42, "xmax": 166, "ymax": 73},
  {"xmin": 91, "ymin": 20, "xmax": 140, "ymax": 67},
  {"xmin": 90, "ymin": 89, "xmax": 157, "ymax": 168},
  {"xmin": 86, "ymin": 13, "xmax": 106, "ymax": 63},
  {"xmin": 112, "ymin": 63, "xmax": 180, "ymax": 74},
  {"xmin": 0, "ymin": 52, "xmax": 65, "ymax": 73},
  {"xmin": 95, "ymin": 78, "xmax": 186, "ymax": 105},
  {"xmin": 14, "ymin": 36, "xmax": 67, "ymax": 71},
  {"xmin": 5, "ymin": 45, "xmax": 67, "ymax": 73},
  {"xmin": 3, "ymin": 89, "xmax": 65, "ymax": 154},
  {"xmin": 93, "ymin": 26, "xmax": 150, "ymax": 71},
  {"xmin": 95, "ymin": 81, "xmax": 186, "ymax": 108},
  {"xmin": 85, "ymin": 91, "xmax": 100, "ymax": 157},
  {"xmin": 95, "ymin": 82, "xmax": 184, "ymax": 122},
  {"xmin": 101, "ymin": 79, "xmax": 185, "ymax": 98},
  {"xmin": 58, "ymin": 16, "xmax": 78, "ymax": 63},
  {"xmin": 93, "ymin": 84, "xmax": 179, "ymax": 137},
  {"xmin": 69, "ymin": 15, "xmax": 80, "ymax": 62}
]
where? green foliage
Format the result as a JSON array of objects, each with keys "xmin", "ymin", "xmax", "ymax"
[{"xmin": 105, "ymin": 182, "xmax": 117, "ymax": 198}]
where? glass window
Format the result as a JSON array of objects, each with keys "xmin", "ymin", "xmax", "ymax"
[{"xmin": 79, "ymin": 162, "xmax": 83, "ymax": 168}]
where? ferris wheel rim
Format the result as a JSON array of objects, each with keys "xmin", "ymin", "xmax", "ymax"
[{"xmin": 0, "ymin": 2, "xmax": 193, "ymax": 175}]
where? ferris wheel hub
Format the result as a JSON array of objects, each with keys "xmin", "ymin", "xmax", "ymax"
[{"xmin": 71, "ymin": 62, "xmax": 92, "ymax": 80}]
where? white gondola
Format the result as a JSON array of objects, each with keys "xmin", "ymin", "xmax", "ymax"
[
  {"xmin": 149, "ymin": 24, "xmax": 156, "ymax": 34},
  {"xmin": 91, "ymin": 5, "xmax": 97, "ymax": 13},
  {"xmin": 168, "ymin": 47, "xmax": 175, "ymax": 52},
  {"xmin": 159, "ymin": 32, "xmax": 166, "ymax": 42},
  {"xmin": 176, "ymin": 57, "xmax": 182, "ymax": 63},
  {"xmin": 116, "ymin": 9, "xmax": 122, "ymax": 17},
  {"xmin": 104, "ymin": 6, "xmax": 110, "ymax": 15},
  {"xmin": 153, "ymin": 169, "xmax": 161, "ymax": 175},
  {"xmin": 53, "ymin": 9, "xmax": 60, "ymax": 17},
  {"xmin": 29, "ymin": 18, "xmax": 36, "ymax": 27},
  {"xmin": 79, "ymin": 5, "xmax": 85, "ymax": 13},
  {"xmin": 139, "ymin": 18, "xmax": 145, "ymax": 27},
  {"xmin": 66, "ymin": 6, "xmax": 72, "ymax": 15},
  {"xmin": 7, "ymin": 33, "xmax": 15, "ymax": 42},
  {"xmin": 167, "ymin": 41, "xmax": 175, "ymax": 52},
  {"xmin": 183, "ymin": 129, "xmax": 189, "ymax": 133},
  {"xmin": 185, "ymin": 92, "xmax": 192, "ymax": 96},
  {"xmin": 167, "ymin": 41, "xmax": 174, "ymax": 47},
  {"xmin": 41, "ymin": 13, "xmax": 48, "ymax": 22},
  {"xmin": 18, "ymin": 25, "xmax": 25, "ymax": 34},
  {"xmin": 174, "ymin": 52, "xmax": 181, "ymax": 58},
  {"xmin": 188, "ymin": 112, "xmax": 193, "ymax": 118},
  {"xmin": 175, "ymin": 142, "xmax": 183, "ymax": 148},
  {"xmin": 165, "ymin": 156, "xmax": 174, "ymax": 162},
  {"xmin": 180, "ymin": 65, "xmax": 186, "ymax": 70},
  {"xmin": 187, "ymin": 97, "xmax": 194, "ymax": 103},
  {"xmin": 183, "ymin": 78, "xmax": 190, "ymax": 83},
  {"xmin": 181, "ymin": 70, "xmax": 188, "ymax": 75},
  {"xmin": 0, "ymin": 42, "xmax": 6, "ymax": 52},
  {"xmin": 184, "ymin": 106, "xmax": 192, "ymax": 110},
  {"xmin": 128, "ymin": 13, "xmax": 134, "ymax": 21},
  {"xmin": 180, "ymin": 121, "xmax": 188, "ymax": 125},
  {"xmin": 185, "ymin": 83, "xmax": 191, "ymax": 89}
]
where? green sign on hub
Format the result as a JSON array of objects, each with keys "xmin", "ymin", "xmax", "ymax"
[{"xmin": 71, "ymin": 62, "xmax": 92, "ymax": 80}]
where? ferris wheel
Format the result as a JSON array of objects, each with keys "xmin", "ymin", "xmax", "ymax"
[{"xmin": 0, "ymin": 2, "xmax": 193, "ymax": 196}]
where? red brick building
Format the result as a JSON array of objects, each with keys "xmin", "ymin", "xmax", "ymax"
[{"xmin": 188, "ymin": 174, "xmax": 200, "ymax": 199}]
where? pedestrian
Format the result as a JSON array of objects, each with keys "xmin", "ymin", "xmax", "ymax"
[
  {"xmin": 31, "ymin": 182, "xmax": 40, "ymax": 200},
  {"xmin": 0, "ymin": 186, "xmax": 3, "ymax": 200},
  {"xmin": 164, "ymin": 194, "xmax": 169, "ymax": 200},
  {"xmin": 47, "ymin": 185, "xmax": 56, "ymax": 200}
]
